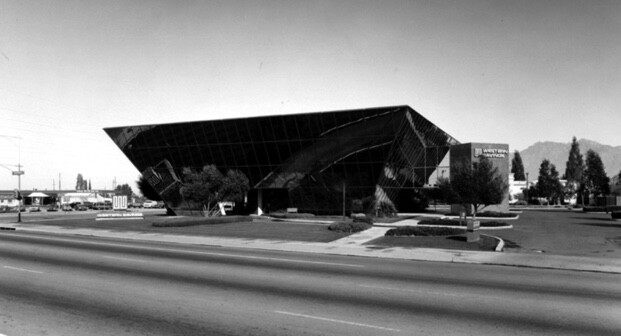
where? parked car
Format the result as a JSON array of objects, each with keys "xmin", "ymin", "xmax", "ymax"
[
  {"xmin": 61, "ymin": 204, "xmax": 73, "ymax": 211},
  {"xmin": 76, "ymin": 204, "xmax": 88, "ymax": 211},
  {"xmin": 128, "ymin": 202, "xmax": 143, "ymax": 208},
  {"xmin": 93, "ymin": 202, "xmax": 112, "ymax": 210},
  {"xmin": 0, "ymin": 205, "xmax": 14, "ymax": 213},
  {"xmin": 143, "ymin": 201, "xmax": 158, "ymax": 208}
]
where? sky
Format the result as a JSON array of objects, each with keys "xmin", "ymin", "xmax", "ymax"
[{"xmin": 1, "ymin": 0, "xmax": 620, "ymax": 193}]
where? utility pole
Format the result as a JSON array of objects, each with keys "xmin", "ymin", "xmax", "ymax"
[
  {"xmin": 16, "ymin": 163, "xmax": 22, "ymax": 222},
  {"xmin": 1, "ymin": 135, "xmax": 23, "ymax": 223}
]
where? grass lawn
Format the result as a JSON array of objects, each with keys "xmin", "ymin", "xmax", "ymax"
[
  {"xmin": 20, "ymin": 212, "xmax": 350, "ymax": 243},
  {"xmin": 366, "ymin": 235, "xmax": 499, "ymax": 251}
]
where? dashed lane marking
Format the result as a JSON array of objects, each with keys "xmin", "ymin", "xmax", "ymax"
[
  {"xmin": 102, "ymin": 255, "xmax": 146, "ymax": 263},
  {"xmin": 3, "ymin": 266, "xmax": 44, "ymax": 274},
  {"xmin": 274, "ymin": 310, "xmax": 401, "ymax": 332}
]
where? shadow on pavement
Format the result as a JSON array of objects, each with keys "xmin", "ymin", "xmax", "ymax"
[{"xmin": 578, "ymin": 222, "xmax": 621, "ymax": 228}]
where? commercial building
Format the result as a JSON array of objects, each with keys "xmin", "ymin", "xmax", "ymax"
[
  {"xmin": 449, "ymin": 143, "xmax": 510, "ymax": 213},
  {"xmin": 105, "ymin": 106, "xmax": 463, "ymax": 215}
]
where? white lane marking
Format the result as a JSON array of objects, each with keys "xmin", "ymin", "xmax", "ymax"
[
  {"xmin": 360, "ymin": 284, "xmax": 506, "ymax": 301},
  {"xmin": 102, "ymin": 255, "xmax": 146, "ymax": 263},
  {"xmin": 275, "ymin": 310, "xmax": 401, "ymax": 332},
  {"xmin": 6, "ymin": 232, "xmax": 365, "ymax": 268},
  {"xmin": 193, "ymin": 251, "xmax": 365, "ymax": 268},
  {"xmin": 3, "ymin": 266, "xmax": 44, "ymax": 274},
  {"xmin": 360, "ymin": 284, "xmax": 463, "ymax": 297}
]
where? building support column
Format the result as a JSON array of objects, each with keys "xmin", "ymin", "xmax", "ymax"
[{"xmin": 257, "ymin": 189, "xmax": 263, "ymax": 215}]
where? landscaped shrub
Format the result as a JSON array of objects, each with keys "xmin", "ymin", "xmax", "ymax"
[
  {"xmin": 269, "ymin": 212, "xmax": 316, "ymax": 219},
  {"xmin": 446, "ymin": 211, "xmax": 518, "ymax": 218},
  {"xmin": 417, "ymin": 218, "xmax": 509, "ymax": 227},
  {"xmin": 583, "ymin": 206, "xmax": 607, "ymax": 212},
  {"xmin": 153, "ymin": 215, "xmax": 251, "ymax": 227},
  {"xmin": 478, "ymin": 211, "xmax": 518, "ymax": 218},
  {"xmin": 385, "ymin": 226, "xmax": 465, "ymax": 237},
  {"xmin": 396, "ymin": 189, "xmax": 429, "ymax": 213},
  {"xmin": 375, "ymin": 201, "xmax": 398, "ymax": 218},
  {"xmin": 351, "ymin": 214, "xmax": 373, "ymax": 225},
  {"xmin": 605, "ymin": 206, "xmax": 621, "ymax": 213},
  {"xmin": 328, "ymin": 221, "xmax": 371, "ymax": 233},
  {"xmin": 351, "ymin": 199, "xmax": 364, "ymax": 213},
  {"xmin": 362, "ymin": 195, "xmax": 375, "ymax": 214},
  {"xmin": 611, "ymin": 211, "xmax": 621, "ymax": 220}
]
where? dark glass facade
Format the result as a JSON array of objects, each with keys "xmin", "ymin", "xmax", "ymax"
[{"xmin": 104, "ymin": 105, "xmax": 459, "ymax": 215}]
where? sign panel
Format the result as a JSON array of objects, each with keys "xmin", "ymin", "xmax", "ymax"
[
  {"xmin": 113, "ymin": 195, "xmax": 128, "ymax": 210},
  {"xmin": 474, "ymin": 148, "xmax": 508, "ymax": 159},
  {"xmin": 0, "ymin": 192, "xmax": 14, "ymax": 200},
  {"xmin": 142, "ymin": 159, "xmax": 181, "ymax": 198}
]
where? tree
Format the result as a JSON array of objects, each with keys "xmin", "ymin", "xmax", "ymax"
[
  {"xmin": 611, "ymin": 170, "xmax": 621, "ymax": 196},
  {"xmin": 536, "ymin": 159, "xmax": 563, "ymax": 204},
  {"xmin": 220, "ymin": 169, "xmax": 250, "ymax": 203},
  {"xmin": 181, "ymin": 165, "xmax": 224, "ymax": 211},
  {"xmin": 76, "ymin": 174, "xmax": 86, "ymax": 190},
  {"xmin": 584, "ymin": 149, "xmax": 610, "ymax": 197},
  {"xmin": 448, "ymin": 157, "xmax": 508, "ymax": 220},
  {"xmin": 511, "ymin": 151, "xmax": 526, "ymax": 180},
  {"xmin": 137, "ymin": 175, "xmax": 162, "ymax": 201},
  {"xmin": 179, "ymin": 165, "xmax": 250, "ymax": 214},
  {"xmin": 564, "ymin": 136, "xmax": 584, "ymax": 203},
  {"xmin": 114, "ymin": 184, "xmax": 133, "ymax": 197}
]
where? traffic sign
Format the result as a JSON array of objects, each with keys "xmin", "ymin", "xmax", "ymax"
[{"xmin": 12, "ymin": 170, "xmax": 24, "ymax": 176}]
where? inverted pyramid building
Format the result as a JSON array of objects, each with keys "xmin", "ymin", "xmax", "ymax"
[{"xmin": 105, "ymin": 105, "xmax": 459, "ymax": 215}]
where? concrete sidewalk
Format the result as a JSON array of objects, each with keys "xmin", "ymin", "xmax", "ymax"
[{"xmin": 2, "ymin": 222, "xmax": 620, "ymax": 274}]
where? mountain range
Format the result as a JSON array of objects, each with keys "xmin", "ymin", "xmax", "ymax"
[{"xmin": 512, "ymin": 139, "xmax": 621, "ymax": 181}]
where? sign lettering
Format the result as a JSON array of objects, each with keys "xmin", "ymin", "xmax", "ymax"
[{"xmin": 475, "ymin": 148, "xmax": 508, "ymax": 159}]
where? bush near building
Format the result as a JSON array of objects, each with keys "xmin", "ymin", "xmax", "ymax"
[
  {"xmin": 385, "ymin": 226, "xmax": 465, "ymax": 236},
  {"xmin": 446, "ymin": 211, "xmax": 518, "ymax": 218},
  {"xmin": 583, "ymin": 206, "xmax": 608, "ymax": 212},
  {"xmin": 328, "ymin": 221, "xmax": 371, "ymax": 233},
  {"xmin": 417, "ymin": 218, "xmax": 509, "ymax": 227}
]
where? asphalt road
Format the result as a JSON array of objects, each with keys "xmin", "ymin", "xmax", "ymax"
[{"xmin": 1, "ymin": 231, "xmax": 620, "ymax": 336}]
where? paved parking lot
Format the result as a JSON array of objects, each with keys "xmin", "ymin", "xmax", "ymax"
[{"xmin": 497, "ymin": 209, "xmax": 621, "ymax": 258}]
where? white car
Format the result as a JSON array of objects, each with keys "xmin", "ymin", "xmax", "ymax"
[{"xmin": 142, "ymin": 201, "xmax": 158, "ymax": 208}]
